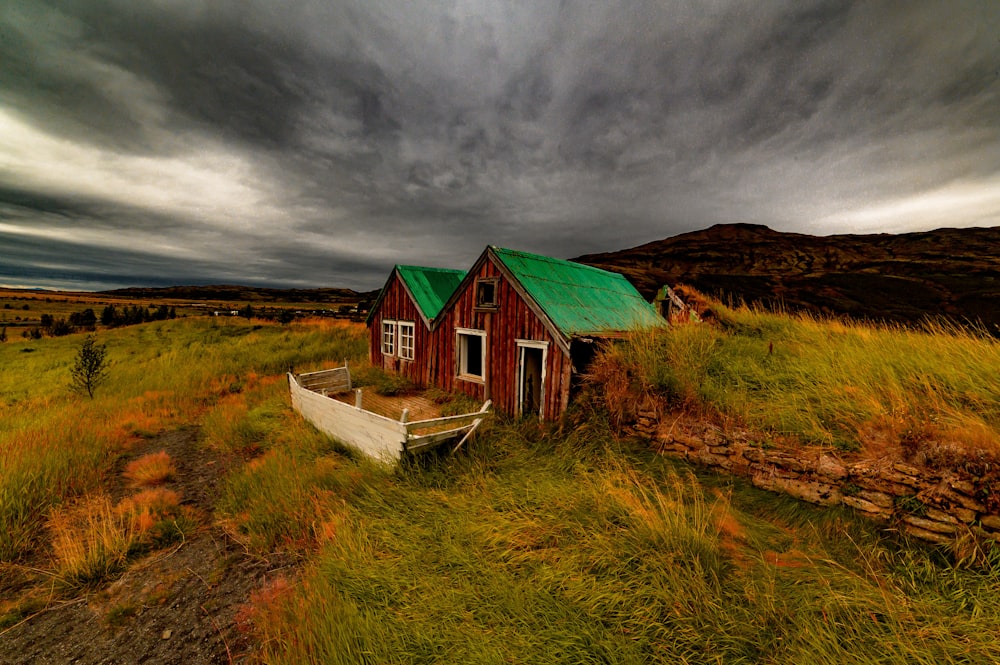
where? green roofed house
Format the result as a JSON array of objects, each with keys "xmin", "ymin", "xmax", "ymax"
[
  {"xmin": 367, "ymin": 264, "xmax": 466, "ymax": 382},
  {"xmin": 367, "ymin": 246, "xmax": 666, "ymax": 421}
]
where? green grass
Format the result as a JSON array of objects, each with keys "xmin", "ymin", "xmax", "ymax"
[
  {"xmin": 232, "ymin": 417, "xmax": 1000, "ymax": 664},
  {"xmin": 0, "ymin": 317, "xmax": 365, "ymax": 561},
  {"xmin": 596, "ymin": 306, "xmax": 1000, "ymax": 457},
  {"xmin": 5, "ymin": 302, "xmax": 1000, "ymax": 662}
]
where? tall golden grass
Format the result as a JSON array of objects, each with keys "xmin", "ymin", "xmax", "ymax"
[
  {"xmin": 47, "ymin": 488, "xmax": 188, "ymax": 589},
  {"xmin": 591, "ymin": 304, "xmax": 1000, "ymax": 465},
  {"xmin": 235, "ymin": 418, "xmax": 1000, "ymax": 664}
]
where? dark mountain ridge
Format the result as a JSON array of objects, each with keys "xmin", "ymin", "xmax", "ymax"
[
  {"xmin": 575, "ymin": 224, "xmax": 1000, "ymax": 328},
  {"xmin": 101, "ymin": 284, "xmax": 379, "ymax": 304}
]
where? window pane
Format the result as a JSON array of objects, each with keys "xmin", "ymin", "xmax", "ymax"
[
  {"xmin": 382, "ymin": 321, "xmax": 395, "ymax": 355},
  {"xmin": 476, "ymin": 281, "xmax": 496, "ymax": 306},
  {"xmin": 399, "ymin": 322, "xmax": 414, "ymax": 360},
  {"xmin": 465, "ymin": 334, "xmax": 482, "ymax": 377}
]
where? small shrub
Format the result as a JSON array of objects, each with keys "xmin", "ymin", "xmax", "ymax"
[
  {"xmin": 117, "ymin": 488, "xmax": 195, "ymax": 548},
  {"xmin": 351, "ymin": 365, "xmax": 416, "ymax": 396},
  {"xmin": 235, "ymin": 575, "xmax": 295, "ymax": 636},
  {"xmin": 373, "ymin": 373, "xmax": 415, "ymax": 396},
  {"xmin": 70, "ymin": 335, "xmax": 109, "ymax": 398},
  {"xmin": 49, "ymin": 318, "xmax": 75, "ymax": 337},
  {"xmin": 105, "ymin": 602, "xmax": 139, "ymax": 627}
]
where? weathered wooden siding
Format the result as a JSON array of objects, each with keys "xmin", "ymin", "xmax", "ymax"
[
  {"xmin": 367, "ymin": 273, "xmax": 435, "ymax": 386},
  {"xmin": 432, "ymin": 257, "xmax": 571, "ymax": 421}
]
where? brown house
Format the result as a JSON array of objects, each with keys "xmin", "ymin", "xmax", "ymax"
[{"xmin": 368, "ymin": 246, "xmax": 665, "ymax": 421}]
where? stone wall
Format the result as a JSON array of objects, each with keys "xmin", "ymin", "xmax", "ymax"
[{"xmin": 630, "ymin": 409, "xmax": 1000, "ymax": 547}]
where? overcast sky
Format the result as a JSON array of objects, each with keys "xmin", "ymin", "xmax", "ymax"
[{"xmin": 2, "ymin": 1, "xmax": 999, "ymax": 291}]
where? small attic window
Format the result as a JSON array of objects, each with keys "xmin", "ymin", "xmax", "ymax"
[{"xmin": 475, "ymin": 278, "xmax": 499, "ymax": 309}]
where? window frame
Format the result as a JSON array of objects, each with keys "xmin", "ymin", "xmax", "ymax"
[
  {"xmin": 381, "ymin": 319, "xmax": 397, "ymax": 356},
  {"xmin": 455, "ymin": 327, "xmax": 487, "ymax": 383},
  {"xmin": 474, "ymin": 278, "xmax": 499, "ymax": 310},
  {"xmin": 398, "ymin": 321, "xmax": 415, "ymax": 361}
]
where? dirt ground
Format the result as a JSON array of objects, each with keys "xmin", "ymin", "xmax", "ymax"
[{"xmin": 0, "ymin": 428, "xmax": 296, "ymax": 665}]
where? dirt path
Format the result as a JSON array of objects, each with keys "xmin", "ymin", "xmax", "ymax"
[{"xmin": 0, "ymin": 428, "xmax": 295, "ymax": 665}]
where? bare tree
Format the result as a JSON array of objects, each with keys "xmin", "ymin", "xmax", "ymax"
[{"xmin": 70, "ymin": 335, "xmax": 109, "ymax": 398}]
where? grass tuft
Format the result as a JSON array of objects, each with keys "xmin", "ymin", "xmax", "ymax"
[
  {"xmin": 123, "ymin": 451, "xmax": 176, "ymax": 487},
  {"xmin": 48, "ymin": 488, "xmax": 193, "ymax": 589}
]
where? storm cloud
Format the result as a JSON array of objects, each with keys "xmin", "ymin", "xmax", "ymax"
[{"xmin": 2, "ymin": 0, "xmax": 999, "ymax": 290}]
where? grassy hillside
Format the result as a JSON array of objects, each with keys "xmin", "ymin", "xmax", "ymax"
[{"xmin": 593, "ymin": 304, "xmax": 1000, "ymax": 466}]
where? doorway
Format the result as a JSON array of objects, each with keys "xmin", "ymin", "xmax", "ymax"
[{"xmin": 517, "ymin": 342, "xmax": 546, "ymax": 418}]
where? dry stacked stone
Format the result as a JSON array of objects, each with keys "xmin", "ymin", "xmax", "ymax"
[{"xmin": 631, "ymin": 409, "xmax": 999, "ymax": 547}]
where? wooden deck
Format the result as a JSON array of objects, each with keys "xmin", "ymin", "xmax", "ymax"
[{"xmin": 331, "ymin": 390, "xmax": 442, "ymax": 422}]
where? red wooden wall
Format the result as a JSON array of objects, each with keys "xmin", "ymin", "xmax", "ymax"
[
  {"xmin": 367, "ymin": 273, "xmax": 436, "ymax": 386},
  {"xmin": 431, "ymin": 256, "xmax": 572, "ymax": 421}
]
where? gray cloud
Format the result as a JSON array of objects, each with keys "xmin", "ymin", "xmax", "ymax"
[{"xmin": 2, "ymin": 0, "xmax": 999, "ymax": 290}]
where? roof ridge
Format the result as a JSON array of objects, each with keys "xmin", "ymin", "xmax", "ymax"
[
  {"xmin": 396, "ymin": 264, "xmax": 465, "ymax": 273},
  {"xmin": 491, "ymin": 246, "xmax": 622, "ymax": 278}
]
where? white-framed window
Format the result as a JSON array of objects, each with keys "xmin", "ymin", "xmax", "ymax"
[
  {"xmin": 382, "ymin": 320, "xmax": 396, "ymax": 356},
  {"xmin": 456, "ymin": 327, "xmax": 487, "ymax": 382},
  {"xmin": 398, "ymin": 321, "xmax": 415, "ymax": 360}
]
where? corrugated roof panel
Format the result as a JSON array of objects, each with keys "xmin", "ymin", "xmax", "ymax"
[
  {"xmin": 396, "ymin": 265, "xmax": 466, "ymax": 321},
  {"xmin": 491, "ymin": 247, "xmax": 665, "ymax": 337}
]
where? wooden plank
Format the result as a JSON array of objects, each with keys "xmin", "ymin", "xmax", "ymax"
[
  {"xmin": 301, "ymin": 378, "xmax": 350, "ymax": 390},
  {"xmin": 298, "ymin": 367, "xmax": 348, "ymax": 379},
  {"xmin": 451, "ymin": 417, "xmax": 485, "ymax": 454},
  {"xmin": 300, "ymin": 373, "xmax": 348, "ymax": 384},
  {"xmin": 404, "ymin": 409, "xmax": 491, "ymax": 428},
  {"xmin": 406, "ymin": 425, "xmax": 473, "ymax": 450},
  {"xmin": 451, "ymin": 400, "xmax": 491, "ymax": 453},
  {"xmin": 301, "ymin": 375, "xmax": 347, "ymax": 384}
]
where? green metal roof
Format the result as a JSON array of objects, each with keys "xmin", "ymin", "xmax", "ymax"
[
  {"xmin": 396, "ymin": 265, "xmax": 466, "ymax": 321},
  {"xmin": 491, "ymin": 247, "xmax": 665, "ymax": 337}
]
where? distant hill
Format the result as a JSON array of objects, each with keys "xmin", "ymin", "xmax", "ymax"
[
  {"xmin": 101, "ymin": 284, "xmax": 380, "ymax": 304},
  {"xmin": 574, "ymin": 224, "xmax": 1000, "ymax": 328}
]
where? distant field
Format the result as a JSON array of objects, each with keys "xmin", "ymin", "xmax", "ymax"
[
  {"xmin": 0, "ymin": 288, "xmax": 203, "ymax": 328},
  {"xmin": 0, "ymin": 287, "xmax": 365, "ymax": 334}
]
